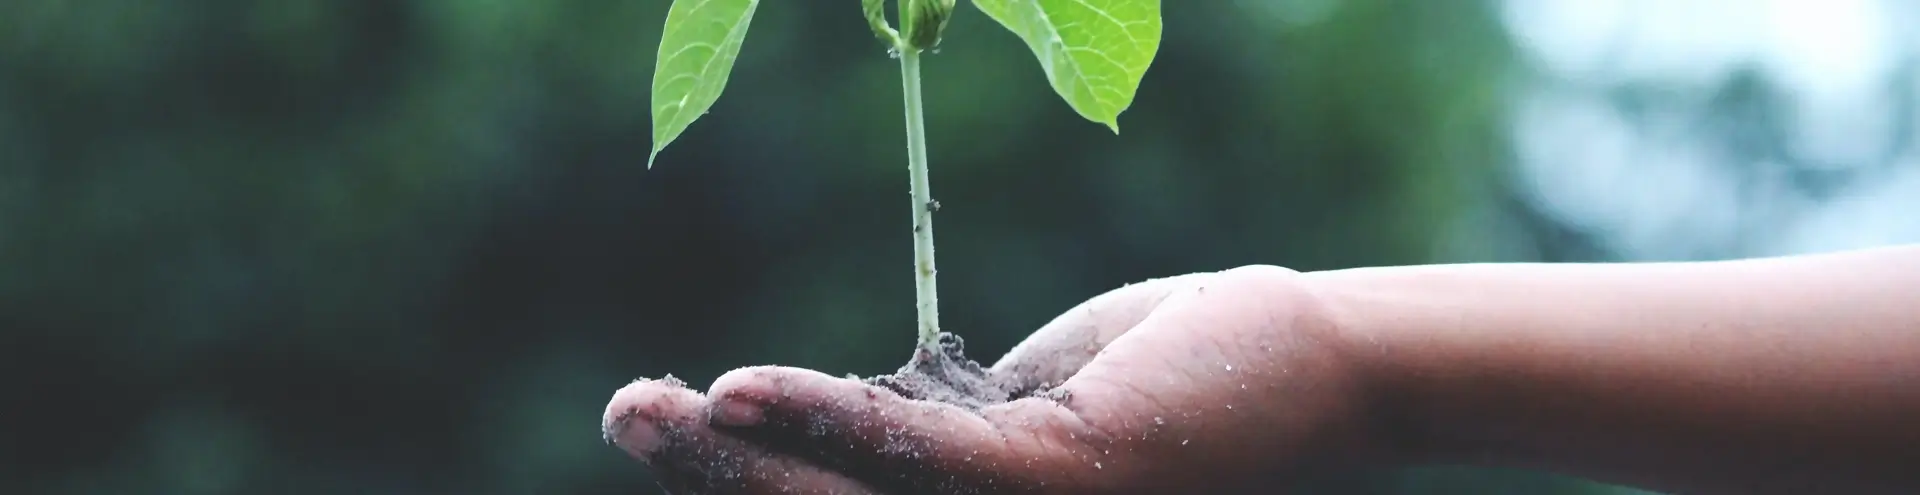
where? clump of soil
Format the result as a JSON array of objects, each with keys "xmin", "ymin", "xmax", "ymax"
[{"xmin": 862, "ymin": 332, "xmax": 1037, "ymax": 411}]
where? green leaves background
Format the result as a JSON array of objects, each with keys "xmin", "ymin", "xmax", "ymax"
[{"xmin": 4, "ymin": 1, "xmax": 1666, "ymax": 494}]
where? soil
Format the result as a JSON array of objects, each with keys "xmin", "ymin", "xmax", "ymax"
[{"xmin": 860, "ymin": 331, "xmax": 1042, "ymax": 411}]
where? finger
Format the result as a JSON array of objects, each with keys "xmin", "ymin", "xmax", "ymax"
[
  {"xmin": 991, "ymin": 273, "xmax": 1207, "ymax": 391},
  {"xmin": 706, "ymin": 366, "xmax": 1107, "ymax": 493},
  {"xmin": 603, "ymin": 376, "xmax": 879, "ymax": 494}
]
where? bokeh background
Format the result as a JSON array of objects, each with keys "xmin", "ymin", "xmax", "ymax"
[{"xmin": 5, "ymin": 0, "xmax": 1917, "ymax": 493}]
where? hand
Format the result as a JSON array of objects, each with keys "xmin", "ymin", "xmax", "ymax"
[{"xmin": 602, "ymin": 265, "xmax": 1391, "ymax": 493}]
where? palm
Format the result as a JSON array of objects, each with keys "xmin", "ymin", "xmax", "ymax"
[{"xmin": 603, "ymin": 266, "xmax": 1380, "ymax": 494}]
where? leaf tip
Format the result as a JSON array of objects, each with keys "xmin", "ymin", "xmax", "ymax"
[{"xmin": 647, "ymin": 149, "xmax": 662, "ymax": 170}]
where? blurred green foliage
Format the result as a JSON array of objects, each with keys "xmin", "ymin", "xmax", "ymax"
[{"xmin": 2, "ymin": 0, "xmax": 1642, "ymax": 493}]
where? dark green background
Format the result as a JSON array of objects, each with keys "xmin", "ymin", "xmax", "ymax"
[{"xmin": 13, "ymin": 0, "xmax": 1905, "ymax": 493}]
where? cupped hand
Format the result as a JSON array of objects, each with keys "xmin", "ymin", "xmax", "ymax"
[{"xmin": 602, "ymin": 265, "xmax": 1392, "ymax": 493}]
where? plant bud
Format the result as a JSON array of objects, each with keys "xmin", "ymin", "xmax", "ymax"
[
  {"xmin": 863, "ymin": 0, "xmax": 899, "ymax": 46},
  {"xmin": 900, "ymin": 0, "xmax": 955, "ymax": 51}
]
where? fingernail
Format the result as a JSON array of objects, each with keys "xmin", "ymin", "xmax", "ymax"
[
  {"xmin": 709, "ymin": 397, "xmax": 765, "ymax": 427},
  {"xmin": 606, "ymin": 413, "xmax": 664, "ymax": 459}
]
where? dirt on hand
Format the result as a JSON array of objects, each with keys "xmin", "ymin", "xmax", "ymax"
[{"xmin": 862, "ymin": 332, "xmax": 1044, "ymax": 411}]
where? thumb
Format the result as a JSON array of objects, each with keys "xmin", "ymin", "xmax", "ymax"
[{"xmin": 990, "ymin": 273, "xmax": 1209, "ymax": 393}]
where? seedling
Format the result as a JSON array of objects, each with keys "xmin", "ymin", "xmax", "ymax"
[{"xmin": 647, "ymin": 0, "xmax": 1161, "ymax": 408}]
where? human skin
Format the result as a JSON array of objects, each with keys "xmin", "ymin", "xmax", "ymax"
[
  {"xmin": 602, "ymin": 245, "xmax": 1920, "ymax": 494},
  {"xmin": 1311, "ymin": 244, "xmax": 1920, "ymax": 493}
]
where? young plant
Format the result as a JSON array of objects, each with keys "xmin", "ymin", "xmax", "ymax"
[{"xmin": 646, "ymin": 0, "xmax": 1162, "ymax": 408}]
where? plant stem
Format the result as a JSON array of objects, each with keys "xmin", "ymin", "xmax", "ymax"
[{"xmin": 899, "ymin": 48, "xmax": 941, "ymax": 352}]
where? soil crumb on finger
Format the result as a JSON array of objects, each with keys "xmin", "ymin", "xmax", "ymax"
[{"xmin": 602, "ymin": 374, "xmax": 691, "ymax": 445}]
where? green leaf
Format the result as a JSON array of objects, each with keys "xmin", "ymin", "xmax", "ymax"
[
  {"xmin": 971, "ymin": 0, "xmax": 1161, "ymax": 132},
  {"xmin": 648, "ymin": 0, "xmax": 762, "ymax": 168}
]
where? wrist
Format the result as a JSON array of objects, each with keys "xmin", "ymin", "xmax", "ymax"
[
  {"xmin": 1202, "ymin": 265, "xmax": 1416, "ymax": 473},
  {"xmin": 1298, "ymin": 267, "xmax": 1472, "ymax": 467}
]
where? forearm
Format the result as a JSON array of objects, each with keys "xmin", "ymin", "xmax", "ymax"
[{"xmin": 1302, "ymin": 246, "xmax": 1920, "ymax": 494}]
